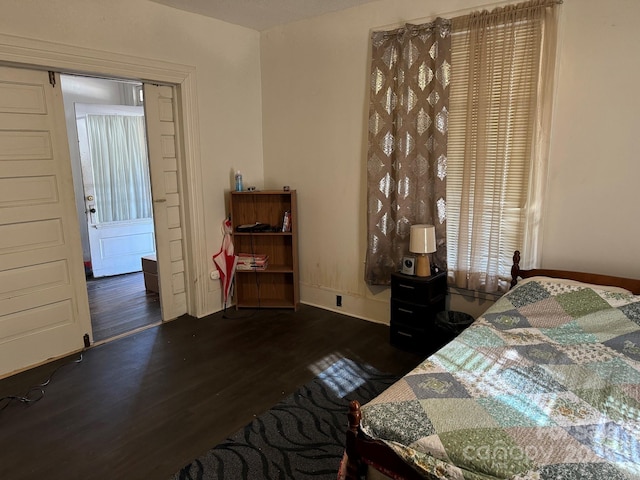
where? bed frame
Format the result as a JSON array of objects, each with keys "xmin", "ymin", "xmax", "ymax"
[
  {"xmin": 510, "ymin": 250, "xmax": 640, "ymax": 295},
  {"xmin": 345, "ymin": 250, "xmax": 640, "ymax": 480}
]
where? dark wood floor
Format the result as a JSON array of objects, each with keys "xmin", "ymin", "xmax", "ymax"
[
  {"xmin": 87, "ymin": 272, "xmax": 162, "ymax": 343},
  {"xmin": 0, "ymin": 303, "xmax": 423, "ymax": 480}
]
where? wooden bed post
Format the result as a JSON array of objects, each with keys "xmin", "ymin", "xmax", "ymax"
[
  {"xmin": 346, "ymin": 400, "xmax": 362, "ymax": 480},
  {"xmin": 510, "ymin": 250, "xmax": 521, "ymax": 289}
]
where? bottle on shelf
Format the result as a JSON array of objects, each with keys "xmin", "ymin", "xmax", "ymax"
[{"xmin": 235, "ymin": 170, "xmax": 243, "ymax": 192}]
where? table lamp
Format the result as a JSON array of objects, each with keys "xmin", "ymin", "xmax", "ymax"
[{"xmin": 409, "ymin": 224, "xmax": 436, "ymax": 277}]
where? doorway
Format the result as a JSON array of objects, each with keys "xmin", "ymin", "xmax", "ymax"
[
  {"xmin": 60, "ymin": 75, "xmax": 162, "ymax": 342},
  {"xmin": 0, "ymin": 36, "xmax": 197, "ymax": 376},
  {"xmin": 86, "ymin": 272, "xmax": 161, "ymax": 342}
]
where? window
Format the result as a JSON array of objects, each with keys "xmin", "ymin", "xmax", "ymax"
[
  {"xmin": 363, "ymin": 1, "xmax": 559, "ymax": 289},
  {"xmin": 446, "ymin": 3, "xmax": 559, "ymax": 293}
]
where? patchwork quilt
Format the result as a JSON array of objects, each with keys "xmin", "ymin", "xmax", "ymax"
[{"xmin": 361, "ymin": 278, "xmax": 640, "ymax": 479}]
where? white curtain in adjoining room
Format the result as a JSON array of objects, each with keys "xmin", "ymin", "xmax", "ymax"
[{"xmin": 86, "ymin": 114, "xmax": 153, "ymax": 223}]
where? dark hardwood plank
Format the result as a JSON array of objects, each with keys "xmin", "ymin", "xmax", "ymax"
[
  {"xmin": 87, "ymin": 272, "xmax": 161, "ymax": 342},
  {"xmin": 0, "ymin": 304, "xmax": 423, "ymax": 480}
]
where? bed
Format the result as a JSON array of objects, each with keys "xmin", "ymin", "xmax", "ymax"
[{"xmin": 344, "ymin": 251, "xmax": 640, "ymax": 480}]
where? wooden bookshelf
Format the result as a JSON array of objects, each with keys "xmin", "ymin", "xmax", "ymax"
[{"xmin": 230, "ymin": 190, "xmax": 299, "ymax": 310}]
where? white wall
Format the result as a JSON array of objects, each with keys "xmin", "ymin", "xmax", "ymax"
[
  {"xmin": 0, "ymin": 0, "xmax": 265, "ymax": 314},
  {"xmin": 541, "ymin": 0, "xmax": 640, "ymax": 275},
  {"xmin": 260, "ymin": 0, "xmax": 640, "ymax": 322}
]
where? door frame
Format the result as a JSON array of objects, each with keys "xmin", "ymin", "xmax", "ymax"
[{"xmin": 0, "ymin": 33, "xmax": 209, "ymax": 318}]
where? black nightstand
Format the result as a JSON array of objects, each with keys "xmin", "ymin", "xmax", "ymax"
[{"xmin": 390, "ymin": 270, "xmax": 447, "ymax": 354}]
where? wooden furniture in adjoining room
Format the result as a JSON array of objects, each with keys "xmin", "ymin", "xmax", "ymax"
[
  {"xmin": 229, "ymin": 190, "xmax": 299, "ymax": 309},
  {"xmin": 389, "ymin": 270, "xmax": 447, "ymax": 353},
  {"xmin": 344, "ymin": 251, "xmax": 640, "ymax": 480},
  {"xmin": 141, "ymin": 254, "xmax": 159, "ymax": 293}
]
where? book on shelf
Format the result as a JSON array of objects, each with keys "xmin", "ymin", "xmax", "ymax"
[{"xmin": 236, "ymin": 253, "xmax": 268, "ymax": 270}]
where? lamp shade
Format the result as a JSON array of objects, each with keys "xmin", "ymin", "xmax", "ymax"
[{"xmin": 409, "ymin": 224, "xmax": 436, "ymax": 254}]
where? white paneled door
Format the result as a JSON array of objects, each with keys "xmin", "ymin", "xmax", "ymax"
[
  {"xmin": 75, "ymin": 103, "xmax": 156, "ymax": 278},
  {"xmin": 0, "ymin": 67, "xmax": 91, "ymax": 377},
  {"xmin": 143, "ymin": 84, "xmax": 188, "ymax": 321}
]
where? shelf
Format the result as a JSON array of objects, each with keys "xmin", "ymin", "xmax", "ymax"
[
  {"xmin": 233, "ymin": 231, "xmax": 293, "ymax": 236},
  {"xmin": 235, "ymin": 264, "xmax": 294, "ymax": 273},
  {"xmin": 235, "ymin": 299, "xmax": 297, "ymax": 309},
  {"xmin": 232, "ymin": 190, "xmax": 291, "ymax": 196},
  {"xmin": 230, "ymin": 190, "xmax": 299, "ymax": 310}
]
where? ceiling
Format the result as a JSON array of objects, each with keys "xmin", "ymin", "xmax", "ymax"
[{"xmin": 148, "ymin": 0, "xmax": 382, "ymax": 31}]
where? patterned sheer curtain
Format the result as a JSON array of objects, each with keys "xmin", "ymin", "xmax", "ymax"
[
  {"xmin": 365, "ymin": 18, "xmax": 451, "ymax": 285},
  {"xmin": 447, "ymin": 0, "xmax": 559, "ymax": 293},
  {"xmin": 87, "ymin": 114, "xmax": 153, "ymax": 223}
]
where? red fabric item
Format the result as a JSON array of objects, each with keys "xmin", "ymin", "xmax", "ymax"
[{"xmin": 212, "ymin": 217, "xmax": 238, "ymax": 308}]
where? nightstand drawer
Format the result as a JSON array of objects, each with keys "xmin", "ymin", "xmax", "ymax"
[
  {"xmin": 391, "ymin": 271, "xmax": 447, "ymax": 304},
  {"xmin": 390, "ymin": 324, "xmax": 438, "ymax": 354},
  {"xmin": 391, "ymin": 298, "xmax": 445, "ymax": 328}
]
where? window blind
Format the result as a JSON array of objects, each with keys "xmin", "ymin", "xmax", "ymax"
[{"xmin": 447, "ymin": 3, "xmax": 555, "ymax": 292}]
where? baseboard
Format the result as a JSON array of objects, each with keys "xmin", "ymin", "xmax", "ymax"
[
  {"xmin": 299, "ymin": 283, "xmax": 390, "ymax": 325},
  {"xmin": 300, "ymin": 282, "xmax": 500, "ymax": 324}
]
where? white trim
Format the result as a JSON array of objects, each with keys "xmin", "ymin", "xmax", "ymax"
[
  {"xmin": 300, "ymin": 283, "xmax": 497, "ymax": 326},
  {"xmin": 0, "ymin": 32, "xmax": 189, "ymax": 83},
  {"xmin": 0, "ymin": 32, "xmax": 207, "ymax": 317},
  {"xmin": 173, "ymin": 79, "xmax": 208, "ymax": 318},
  {"xmin": 300, "ymin": 283, "xmax": 391, "ymax": 325}
]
